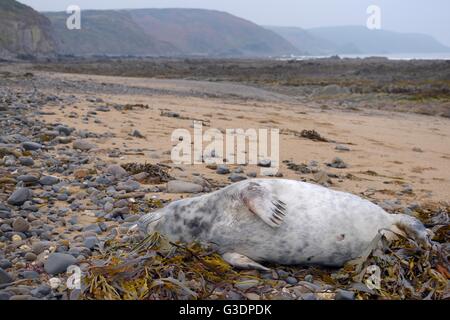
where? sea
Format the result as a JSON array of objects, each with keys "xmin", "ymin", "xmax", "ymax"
[{"xmin": 279, "ymin": 52, "xmax": 450, "ymax": 61}]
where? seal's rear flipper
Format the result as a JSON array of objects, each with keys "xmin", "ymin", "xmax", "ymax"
[
  {"xmin": 222, "ymin": 252, "xmax": 270, "ymax": 271},
  {"xmin": 241, "ymin": 182, "xmax": 287, "ymax": 228}
]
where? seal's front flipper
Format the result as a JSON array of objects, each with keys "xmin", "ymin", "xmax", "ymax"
[
  {"xmin": 240, "ymin": 182, "xmax": 287, "ymax": 228},
  {"xmin": 222, "ymin": 252, "xmax": 270, "ymax": 271}
]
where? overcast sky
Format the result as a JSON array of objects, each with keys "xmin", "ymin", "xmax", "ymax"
[{"xmin": 18, "ymin": 0, "xmax": 450, "ymax": 46}]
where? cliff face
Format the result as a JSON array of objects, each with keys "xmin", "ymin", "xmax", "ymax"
[{"xmin": 0, "ymin": 0, "xmax": 56, "ymax": 59}]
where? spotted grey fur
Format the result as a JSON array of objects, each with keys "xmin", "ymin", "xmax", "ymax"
[{"xmin": 139, "ymin": 179, "xmax": 429, "ymax": 268}]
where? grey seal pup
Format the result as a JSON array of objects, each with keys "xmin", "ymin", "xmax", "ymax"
[{"xmin": 139, "ymin": 179, "xmax": 429, "ymax": 271}]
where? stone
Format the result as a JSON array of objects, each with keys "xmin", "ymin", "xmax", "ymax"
[
  {"xmin": 327, "ymin": 157, "xmax": 348, "ymax": 169},
  {"xmin": 117, "ymin": 180, "xmax": 140, "ymax": 192},
  {"xmin": 234, "ymin": 279, "xmax": 259, "ymax": 291},
  {"xmin": 39, "ymin": 176, "xmax": 60, "ymax": 186},
  {"xmin": 0, "ymin": 268, "xmax": 13, "ymax": 285},
  {"xmin": 12, "ymin": 217, "xmax": 30, "ymax": 232},
  {"xmin": 73, "ymin": 140, "xmax": 96, "ymax": 151},
  {"xmin": 130, "ymin": 129, "xmax": 145, "ymax": 138},
  {"xmin": 335, "ymin": 289, "xmax": 355, "ymax": 300},
  {"xmin": 257, "ymin": 159, "xmax": 272, "ymax": 168},
  {"xmin": 313, "ymin": 171, "xmax": 330, "ymax": 185},
  {"xmin": 229, "ymin": 174, "xmax": 247, "ymax": 182},
  {"xmin": 335, "ymin": 145, "xmax": 350, "ymax": 152},
  {"xmin": 7, "ymin": 188, "xmax": 33, "ymax": 206},
  {"xmin": 22, "ymin": 142, "xmax": 42, "ymax": 151},
  {"xmin": 83, "ymin": 237, "xmax": 98, "ymax": 250},
  {"xmin": 106, "ymin": 165, "xmax": 128, "ymax": 179},
  {"xmin": 18, "ymin": 157, "xmax": 34, "ymax": 166},
  {"xmin": 25, "ymin": 252, "xmax": 37, "ymax": 262},
  {"xmin": 0, "ymin": 259, "xmax": 12, "ymax": 269},
  {"xmin": 216, "ymin": 165, "xmax": 230, "ymax": 175},
  {"xmin": 44, "ymin": 253, "xmax": 77, "ymax": 275},
  {"xmin": 32, "ymin": 242, "xmax": 49, "ymax": 255},
  {"xmin": 17, "ymin": 175, "xmax": 39, "ymax": 184},
  {"xmin": 74, "ymin": 169, "xmax": 89, "ymax": 179},
  {"xmin": 167, "ymin": 180, "xmax": 203, "ymax": 193}
]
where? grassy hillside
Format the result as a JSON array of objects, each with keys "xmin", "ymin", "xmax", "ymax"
[
  {"xmin": 45, "ymin": 10, "xmax": 179, "ymax": 56},
  {"xmin": 44, "ymin": 8, "xmax": 299, "ymax": 57}
]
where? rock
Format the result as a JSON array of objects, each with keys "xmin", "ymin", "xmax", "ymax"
[
  {"xmin": 0, "ymin": 268, "xmax": 13, "ymax": 285},
  {"xmin": 39, "ymin": 176, "xmax": 60, "ymax": 186},
  {"xmin": 17, "ymin": 175, "xmax": 39, "ymax": 184},
  {"xmin": 247, "ymin": 172, "xmax": 257, "ymax": 178},
  {"xmin": 335, "ymin": 145, "xmax": 350, "ymax": 152},
  {"xmin": 412, "ymin": 147, "xmax": 423, "ymax": 153},
  {"xmin": 327, "ymin": 157, "xmax": 348, "ymax": 169},
  {"xmin": 130, "ymin": 129, "xmax": 145, "ymax": 138},
  {"xmin": 22, "ymin": 142, "xmax": 42, "ymax": 151},
  {"xmin": 25, "ymin": 252, "xmax": 37, "ymax": 262},
  {"xmin": 55, "ymin": 125, "xmax": 73, "ymax": 136},
  {"xmin": 313, "ymin": 171, "xmax": 331, "ymax": 185},
  {"xmin": 257, "ymin": 159, "xmax": 271, "ymax": 168},
  {"xmin": 30, "ymin": 284, "xmax": 51, "ymax": 298},
  {"xmin": 7, "ymin": 188, "xmax": 33, "ymax": 206},
  {"xmin": 167, "ymin": 180, "xmax": 203, "ymax": 193},
  {"xmin": 74, "ymin": 169, "xmax": 89, "ymax": 179},
  {"xmin": 117, "ymin": 180, "xmax": 140, "ymax": 192},
  {"xmin": 106, "ymin": 165, "xmax": 128, "ymax": 179},
  {"xmin": 228, "ymin": 174, "xmax": 247, "ymax": 182},
  {"xmin": 286, "ymin": 277, "xmax": 298, "ymax": 285},
  {"xmin": 18, "ymin": 157, "xmax": 34, "ymax": 166},
  {"xmin": 335, "ymin": 289, "xmax": 355, "ymax": 300},
  {"xmin": 0, "ymin": 259, "xmax": 12, "ymax": 269},
  {"xmin": 12, "ymin": 217, "xmax": 30, "ymax": 232},
  {"xmin": 245, "ymin": 293, "xmax": 261, "ymax": 300},
  {"xmin": 216, "ymin": 165, "xmax": 230, "ymax": 175},
  {"xmin": 234, "ymin": 279, "xmax": 259, "ymax": 291},
  {"xmin": 73, "ymin": 140, "xmax": 96, "ymax": 151},
  {"xmin": 83, "ymin": 237, "xmax": 98, "ymax": 250},
  {"xmin": 32, "ymin": 242, "xmax": 49, "ymax": 255},
  {"xmin": 44, "ymin": 253, "xmax": 77, "ymax": 275}
]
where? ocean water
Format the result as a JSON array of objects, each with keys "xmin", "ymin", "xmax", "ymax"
[{"xmin": 281, "ymin": 52, "xmax": 450, "ymax": 61}]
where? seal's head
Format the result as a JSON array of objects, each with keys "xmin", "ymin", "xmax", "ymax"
[{"xmin": 138, "ymin": 208, "xmax": 166, "ymax": 234}]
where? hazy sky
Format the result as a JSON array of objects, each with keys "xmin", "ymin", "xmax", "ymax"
[{"xmin": 19, "ymin": 0, "xmax": 450, "ymax": 46}]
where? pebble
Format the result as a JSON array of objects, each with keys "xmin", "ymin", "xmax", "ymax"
[
  {"xmin": 167, "ymin": 180, "xmax": 203, "ymax": 193},
  {"xmin": 216, "ymin": 165, "xmax": 230, "ymax": 175},
  {"xmin": 44, "ymin": 253, "xmax": 77, "ymax": 275},
  {"xmin": 7, "ymin": 188, "xmax": 33, "ymax": 206},
  {"xmin": 335, "ymin": 289, "xmax": 355, "ymax": 300},
  {"xmin": 73, "ymin": 140, "xmax": 96, "ymax": 151},
  {"xmin": 22, "ymin": 141, "xmax": 42, "ymax": 151},
  {"xmin": 39, "ymin": 176, "xmax": 60, "ymax": 186},
  {"xmin": 12, "ymin": 217, "xmax": 30, "ymax": 232},
  {"xmin": 18, "ymin": 157, "xmax": 34, "ymax": 166},
  {"xmin": 0, "ymin": 268, "xmax": 14, "ymax": 285},
  {"xmin": 228, "ymin": 173, "xmax": 247, "ymax": 182},
  {"xmin": 327, "ymin": 157, "xmax": 348, "ymax": 169},
  {"xmin": 335, "ymin": 145, "xmax": 350, "ymax": 151},
  {"xmin": 106, "ymin": 165, "xmax": 128, "ymax": 179}
]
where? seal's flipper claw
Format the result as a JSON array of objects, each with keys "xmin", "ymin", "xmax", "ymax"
[
  {"xmin": 222, "ymin": 252, "xmax": 270, "ymax": 271},
  {"xmin": 241, "ymin": 182, "xmax": 288, "ymax": 228}
]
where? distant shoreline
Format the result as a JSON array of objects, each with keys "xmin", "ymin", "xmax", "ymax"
[{"xmin": 280, "ymin": 52, "xmax": 450, "ymax": 61}]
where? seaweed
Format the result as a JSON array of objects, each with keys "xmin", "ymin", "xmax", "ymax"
[{"xmin": 121, "ymin": 162, "xmax": 173, "ymax": 184}]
